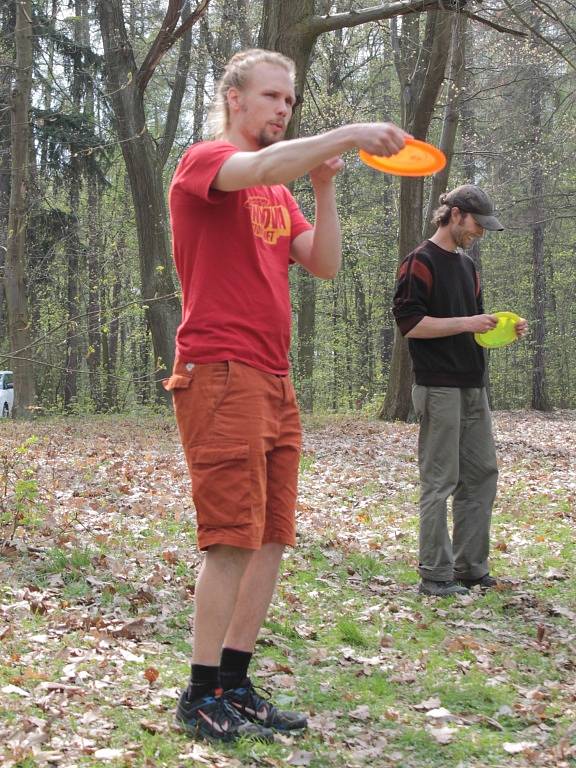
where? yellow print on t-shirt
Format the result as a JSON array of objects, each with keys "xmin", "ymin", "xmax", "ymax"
[{"xmin": 245, "ymin": 196, "xmax": 291, "ymax": 245}]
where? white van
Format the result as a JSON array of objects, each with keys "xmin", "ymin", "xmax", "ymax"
[{"xmin": 0, "ymin": 371, "xmax": 14, "ymax": 417}]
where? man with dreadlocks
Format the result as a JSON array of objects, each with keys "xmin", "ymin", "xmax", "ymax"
[{"xmin": 164, "ymin": 48, "xmax": 408, "ymax": 742}]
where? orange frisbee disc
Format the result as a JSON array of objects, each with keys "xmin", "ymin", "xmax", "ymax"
[{"xmin": 359, "ymin": 138, "xmax": 446, "ymax": 177}]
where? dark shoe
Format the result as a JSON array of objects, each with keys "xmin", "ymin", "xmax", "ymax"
[
  {"xmin": 418, "ymin": 579, "xmax": 469, "ymax": 596},
  {"xmin": 224, "ymin": 677, "xmax": 307, "ymax": 731},
  {"xmin": 457, "ymin": 574, "xmax": 498, "ymax": 589},
  {"xmin": 176, "ymin": 686, "xmax": 274, "ymax": 742}
]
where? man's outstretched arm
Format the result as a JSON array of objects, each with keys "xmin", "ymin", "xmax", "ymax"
[{"xmin": 213, "ymin": 123, "xmax": 410, "ymax": 192}]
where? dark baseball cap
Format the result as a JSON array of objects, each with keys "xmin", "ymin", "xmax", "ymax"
[{"xmin": 443, "ymin": 184, "xmax": 504, "ymax": 231}]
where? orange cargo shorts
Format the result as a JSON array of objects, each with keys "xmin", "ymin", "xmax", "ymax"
[{"xmin": 163, "ymin": 359, "xmax": 301, "ymax": 551}]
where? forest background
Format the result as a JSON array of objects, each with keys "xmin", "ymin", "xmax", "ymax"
[
  {"xmin": 1, "ymin": 0, "xmax": 575, "ymax": 419},
  {"xmin": 1, "ymin": 4, "xmax": 576, "ymax": 767}
]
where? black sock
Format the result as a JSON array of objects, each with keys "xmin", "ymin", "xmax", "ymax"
[
  {"xmin": 188, "ymin": 664, "xmax": 219, "ymax": 701},
  {"xmin": 219, "ymin": 647, "xmax": 252, "ymax": 691}
]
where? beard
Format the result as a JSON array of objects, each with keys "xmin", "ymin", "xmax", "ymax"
[
  {"xmin": 453, "ymin": 227, "xmax": 477, "ymax": 250},
  {"xmin": 257, "ymin": 126, "xmax": 286, "ymax": 148}
]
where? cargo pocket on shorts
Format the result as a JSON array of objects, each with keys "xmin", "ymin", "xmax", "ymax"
[
  {"xmin": 162, "ymin": 373, "xmax": 194, "ymax": 391},
  {"xmin": 189, "ymin": 443, "xmax": 252, "ymax": 528}
]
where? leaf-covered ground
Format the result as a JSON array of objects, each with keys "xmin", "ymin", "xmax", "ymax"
[{"xmin": 1, "ymin": 411, "xmax": 575, "ymax": 768}]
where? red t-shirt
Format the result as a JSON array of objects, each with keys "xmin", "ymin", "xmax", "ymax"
[{"xmin": 168, "ymin": 140, "xmax": 313, "ymax": 375}]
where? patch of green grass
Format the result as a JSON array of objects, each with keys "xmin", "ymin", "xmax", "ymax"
[
  {"xmin": 61, "ymin": 579, "xmax": 93, "ymax": 601},
  {"xmin": 434, "ymin": 674, "xmax": 514, "ymax": 716},
  {"xmin": 11, "ymin": 759, "xmax": 39, "ymax": 768},
  {"xmin": 162, "ymin": 607, "xmax": 193, "ymax": 637},
  {"xmin": 41, "ymin": 547, "xmax": 93, "ymax": 581},
  {"xmin": 299, "ymin": 452, "xmax": 316, "ymax": 473},
  {"xmin": 335, "ymin": 617, "xmax": 371, "ymax": 648},
  {"xmin": 97, "ymin": 579, "xmax": 137, "ymax": 606},
  {"xmin": 382, "ymin": 559, "xmax": 420, "ymax": 584},
  {"xmin": 264, "ymin": 618, "xmax": 302, "ymax": 641},
  {"xmin": 346, "ymin": 552, "xmax": 386, "ymax": 581},
  {"xmin": 352, "ymin": 671, "xmax": 398, "ymax": 703}
]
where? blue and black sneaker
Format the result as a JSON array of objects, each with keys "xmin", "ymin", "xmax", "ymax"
[
  {"xmin": 176, "ymin": 686, "xmax": 274, "ymax": 742},
  {"xmin": 224, "ymin": 677, "xmax": 307, "ymax": 731}
]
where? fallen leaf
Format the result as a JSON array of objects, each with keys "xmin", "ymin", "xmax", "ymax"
[
  {"xmin": 1, "ymin": 684, "xmax": 30, "ymax": 697},
  {"xmin": 109, "ymin": 618, "xmax": 151, "ymax": 639},
  {"xmin": 426, "ymin": 725, "xmax": 457, "ymax": 744},
  {"xmin": 118, "ymin": 648, "xmax": 144, "ymax": 663},
  {"xmin": 414, "ymin": 696, "xmax": 441, "ymax": 711},
  {"xmin": 349, "ymin": 704, "xmax": 371, "ymax": 720},
  {"xmin": 544, "ymin": 568, "xmax": 567, "ymax": 580},
  {"xmin": 162, "ymin": 549, "xmax": 179, "ymax": 565},
  {"xmin": 503, "ymin": 741, "xmax": 539, "ymax": 754},
  {"xmin": 140, "ymin": 718, "xmax": 167, "ymax": 734},
  {"xmin": 426, "ymin": 707, "xmax": 453, "ymax": 720},
  {"xmin": 93, "ymin": 748, "xmax": 127, "ymax": 760},
  {"xmin": 144, "ymin": 667, "xmax": 159, "ymax": 684},
  {"xmin": 286, "ymin": 751, "xmax": 314, "ymax": 766}
]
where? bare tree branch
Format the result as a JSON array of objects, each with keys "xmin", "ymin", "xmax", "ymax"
[
  {"xmin": 159, "ymin": 1, "xmax": 193, "ymax": 165},
  {"xmin": 532, "ymin": 0, "xmax": 576, "ymax": 46},
  {"xmin": 501, "ymin": 0, "xmax": 576, "ymax": 71},
  {"xmin": 463, "ymin": 10, "xmax": 527, "ymax": 37},
  {"xmin": 136, "ymin": 0, "xmax": 210, "ymax": 95},
  {"xmin": 311, "ymin": 0, "xmax": 469, "ymax": 35}
]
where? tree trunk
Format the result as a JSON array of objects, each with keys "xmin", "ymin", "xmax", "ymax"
[
  {"xmin": 122, "ymin": 144, "xmax": 180, "ymax": 392},
  {"xmin": 64, "ymin": 169, "xmax": 81, "ymax": 409},
  {"xmin": 258, "ymin": 2, "xmax": 318, "ymax": 408},
  {"xmin": 236, "ymin": 0, "xmax": 252, "ymax": 48},
  {"xmin": 352, "ymin": 263, "xmax": 370, "ymax": 406},
  {"xmin": 96, "ymin": 0, "xmax": 207, "ymax": 401},
  {"xmin": 39, "ymin": 0, "xmax": 58, "ymax": 175},
  {"xmin": 460, "ymin": 21, "xmax": 477, "ymax": 184},
  {"xmin": 101, "ymin": 275, "xmax": 121, "ymax": 412},
  {"xmin": 64, "ymin": 3, "xmax": 86, "ymax": 410},
  {"xmin": 380, "ymin": 10, "xmax": 454, "ymax": 421},
  {"xmin": 258, "ymin": 0, "xmax": 317, "ymax": 131},
  {"xmin": 331, "ymin": 282, "xmax": 339, "ymax": 411},
  {"xmin": 100, "ymin": 289, "xmax": 114, "ymax": 411},
  {"xmin": 137, "ymin": 320, "xmax": 152, "ymax": 405},
  {"xmin": 529, "ymin": 37, "xmax": 549, "ymax": 411},
  {"xmin": 86, "ymin": 178, "xmax": 102, "ymax": 407},
  {"xmin": 296, "ymin": 270, "xmax": 316, "ymax": 412},
  {"xmin": 193, "ymin": 19, "xmax": 209, "ymax": 142},
  {"xmin": 4, "ymin": 0, "xmax": 36, "ymax": 418},
  {"xmin": 424, "ymin": 11, "xmax": 467, "ymax": 237},
  {"xmin": 77, "ymin": 0, "xmax": 102, "ymax": 408},
  {"xmin": 0, "ymin": 17, "xmax": 12, "ymax": 333}
]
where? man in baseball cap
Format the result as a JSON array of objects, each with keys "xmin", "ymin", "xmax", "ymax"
[
  {"xmin": 392, "ymin": 184, "xmax": 526, "ymax": 597},
  {"xmin": 441, "ymin": 184, "xmax": 504, "ymax": 232}
]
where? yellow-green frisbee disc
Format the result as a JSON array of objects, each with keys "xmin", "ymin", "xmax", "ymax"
[{"xmin": 474, "ymin": 311, "xmax": 521, "ymax": 349}]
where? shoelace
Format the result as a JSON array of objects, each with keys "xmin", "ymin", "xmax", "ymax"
[
  {"xmin": 241, "ymin": 680, "xmax": 276, "ymax": 714},
  {"xmin": 187, "ymin": 690, "xmax": 246, "ymax": 730},
  {"xmin": 217, "ymin": 696, "xmax": 246, "ymax": 726}
]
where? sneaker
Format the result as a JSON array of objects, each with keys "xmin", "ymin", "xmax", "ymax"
[
  {"xmin": 176, "ymin": 686, "xmax": 274, "ymax": 742},
  {"xmin": 418, "ymin": 579, "xmax": 469, "ymax": 596},
  {"xmin": 457, "ymin": 573, "xmax": 498, "ymax": 589},
  {"xmin": 224, "ymin": 677, "xmax": 307, "ymax": 731}
]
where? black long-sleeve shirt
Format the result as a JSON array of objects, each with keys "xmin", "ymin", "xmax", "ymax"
[{"xmin": 392, "ymin": 240, "xmax": 486, "ymax": 387}]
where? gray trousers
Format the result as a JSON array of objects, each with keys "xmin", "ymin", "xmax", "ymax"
[{"xmin": 412, "ymin": 385, "xmax": 498, "ymax": 582}]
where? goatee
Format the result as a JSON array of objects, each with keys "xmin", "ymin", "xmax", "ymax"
[{"xmin": 257, "ymin": 130, "xmax": 284, "ymax": 149}]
